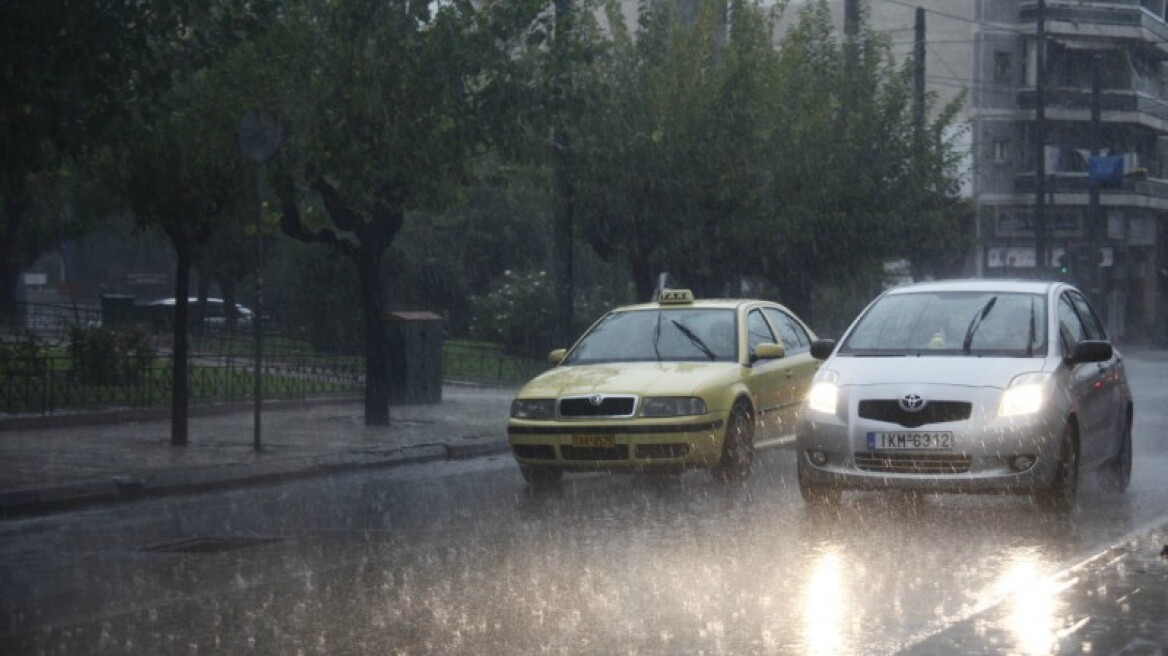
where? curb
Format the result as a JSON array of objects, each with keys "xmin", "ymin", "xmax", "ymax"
[{"xmin": 0, "ymin": 439, "xmax": 511, "ymax": 520}]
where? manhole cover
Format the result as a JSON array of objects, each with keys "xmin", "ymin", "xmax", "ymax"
[{"xmin": 142, "ymin": 536, "xmax": 279, "ymax": 554}]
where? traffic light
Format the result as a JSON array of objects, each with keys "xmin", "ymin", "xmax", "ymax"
[{"xmin": 1057, "ymin": 253, "xmax": 1069, "ymax": 275}]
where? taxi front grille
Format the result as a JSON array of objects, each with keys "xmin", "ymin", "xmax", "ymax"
[
  {"xmin": 857, "ymin": 400, "xmax": 972, "ymax": 428},
  {"xmin": 854, "ymin": 452, "xmax": 972, "ymax": 474},
  {"xmin": 512, "ymin": 445, "xmax": 555, "ymax": 460},
  {"xmin": 636, "ymin": 444, "xmax": 691, "ymax": 459},
  {"xmin": 558, "ymin": 395, "xmax": 637, "ymax": 418},
  {"xmin": 561, "ymin": 445, "xmax": 629, "ymax": 461}
]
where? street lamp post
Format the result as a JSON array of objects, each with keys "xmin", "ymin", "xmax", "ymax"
[{"xmin": 237, "ymin": 109, "xmax": 282, "ymax": 451}]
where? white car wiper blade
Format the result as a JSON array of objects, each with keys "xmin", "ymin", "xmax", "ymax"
[{"xmin": 962, "ymin": 296, "xmax": 998, "ymax": 355}]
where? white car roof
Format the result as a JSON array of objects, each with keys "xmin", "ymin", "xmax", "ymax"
[{"xmin": 883, "ymin": 279, "xmax": 1062, "ymax": 296}]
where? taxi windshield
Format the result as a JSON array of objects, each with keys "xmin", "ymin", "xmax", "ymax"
[
  {"xmin": 563, "ymin": 308, "xmax": 738, "ymax": 364},
  {"xmin": 839, "ymin": 291, "xmax": 1048, "ymax": 357}
]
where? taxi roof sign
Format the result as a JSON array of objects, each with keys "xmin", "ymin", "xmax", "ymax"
[{"xmin": 658, "ymin": 289, "xmax": 695, "ymax": 304}]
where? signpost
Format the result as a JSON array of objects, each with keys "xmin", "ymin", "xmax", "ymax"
[{"xmin": 237, "ymin": 109, "xmax": 282, "ymax": 451}]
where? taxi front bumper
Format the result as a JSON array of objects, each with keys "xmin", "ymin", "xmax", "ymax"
[{"xmin": 508, "ymin": 415, "xmax": 727, "ymax": 471}]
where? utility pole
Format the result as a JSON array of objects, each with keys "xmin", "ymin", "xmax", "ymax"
[
  {"xmin": 552, "ymin": 0, "xmax": 574, "ymax": 347},
  {"xmin": 1088, "ymin": 52, "xmax": 1102, "ymax": 297},
  {"xmin": 913, "ymin": 7, "xmax": 926, "ymax": 136},
  {"xmin": 1034, "ymin": 0, "xmax": 1048, "ymax": 273}
]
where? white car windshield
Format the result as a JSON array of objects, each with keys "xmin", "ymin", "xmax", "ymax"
[
  {"xmin": 839, "ymin": 291, "xmax": 1048, "ymax": 357},
  {"xmin": 562, "ymin": 308, "xmax": 737, "ymax": 364}
]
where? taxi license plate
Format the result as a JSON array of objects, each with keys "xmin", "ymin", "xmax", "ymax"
[
  {"xmin": 572, "ymin": 434, "xmax": 615, "ymax": 448},
  {"xmin": 867, "ymin": 431, "xmax": 952, "ymax": 450}
]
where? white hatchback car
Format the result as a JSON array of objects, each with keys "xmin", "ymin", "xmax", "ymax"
[{"xmin": 796, "ymin": 279, "xmax": 1132, "ymax": 511}]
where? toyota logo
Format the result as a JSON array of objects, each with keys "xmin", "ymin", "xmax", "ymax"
[
  {"xmin": 589, "ymin": 394, "xmax": 604, "ymax": 406},
  {"xmin": 898, "ymin": 393, "xmax": 926, "ymax": 412}
]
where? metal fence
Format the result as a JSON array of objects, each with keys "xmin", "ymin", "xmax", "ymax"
[
  {"xmin": 0, "ymin": 354, "xmax": 364, "ymax": 416},
  {"xmin": 442, "ymin": 343, "xmax": 548, "ymax": 387},
  {"xmin": 2, "ymin": 303, "xmax": 543, "ymax": 415}
]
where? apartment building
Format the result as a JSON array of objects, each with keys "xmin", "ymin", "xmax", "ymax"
[
  {"xmin": 969, "ymin": 0, "xmax": 1168, "ymax": 342},
  {"xmin": 834, "ymin": 0, "xmax": 1167, "ymax": 341}
]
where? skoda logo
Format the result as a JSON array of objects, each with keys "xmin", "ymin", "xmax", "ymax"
[
  {"xmin": 899, "ymin": 393, "xmax": 926, "ymax": 412},
  {"xmin": 589, "ymin": 394, "xmax": 605, "ymax": 406}
]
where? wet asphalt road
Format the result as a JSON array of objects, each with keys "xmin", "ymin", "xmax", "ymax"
[{"xmin": 1, "ymin": 353, "xmax": 1166, "ymax": 655}]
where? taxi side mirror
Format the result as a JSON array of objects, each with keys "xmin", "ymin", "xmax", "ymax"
[
  {"xmin": 810, "ymin": 339, "xmax": 837, "ymax": 361},
  {"xmin": 548, "ymin": 348, "xmax": 567, "ymax": 365},
  {"xmin": 752, "ymin": 342, "xmax": 785, "ymax": 362}
]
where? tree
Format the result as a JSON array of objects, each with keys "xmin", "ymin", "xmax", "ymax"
[
  {"xmin": 571, "ymin": 0, "xmax": 967, "ymax": 319},
  {"xmin": 95, "ymin": 1, "xmax": 279, "ymax": 445},
  {"xmin": 0, "ymin": 1, "xmax": 157, "ymax": 330},
  {"xmin": 271, "ymin": 0, "xmax": 548, "ymax": 425}
]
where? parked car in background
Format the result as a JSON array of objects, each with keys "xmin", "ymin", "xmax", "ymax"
[
  {"xmin": 507, "ymin": 289, "xmax": 821, "ymax": 488},
  {"xmin": 148, "ymin": 297, "xmax": 253, "ymax": 328},
  {"xmin": 796, "ymin": 279, "xmax": 1133, "ymax": 511}
]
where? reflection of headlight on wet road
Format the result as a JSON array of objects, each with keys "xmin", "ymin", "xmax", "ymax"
[
  {"xmin": 986, "ymin": 553, "xmax": 1076, "ymax": 655},
  {"xmin": 803, "ymin": 550, "xmax": 846, "ymax": 655}
]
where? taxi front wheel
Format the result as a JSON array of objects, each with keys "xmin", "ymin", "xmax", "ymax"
[{"xmin": 714, "ymin": 401, "xmax": 754, "ymax": 482}]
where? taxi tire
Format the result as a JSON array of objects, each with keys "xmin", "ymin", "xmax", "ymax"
[
  {"xmin": 1101, "ymin": 419, "xmax": 1132, "ymax": 494},
  {"xmin": 1035, "ymin": 422, "xmax": 1078, "ymax": 512},
  {"xmin": 714, "ymin": 401, "xmax": 754, "ymax": 482},
  {"xmin": 520, "ymin": 465, "xmax": 563, "ymax": 490}
]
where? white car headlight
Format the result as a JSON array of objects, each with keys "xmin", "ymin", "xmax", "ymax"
[
  {"xmin": 510, "ymin": 398, "xmax": 556, "ymax": 420},
  {"xmin": 640, "ymin": 397, "xmax": 708, "ymax": 417},
  {"xmin": 999, "ymin": 372, "xmax": 1051, "ymax": 417},
  {"xmin": 807, "ymin": 370, "xmax": 839, "ymax": 415}
]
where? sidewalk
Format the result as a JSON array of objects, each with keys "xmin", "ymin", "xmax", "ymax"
[{"xmin": 0, "ymin": 384, "xmax": 517, "ymax": 517}]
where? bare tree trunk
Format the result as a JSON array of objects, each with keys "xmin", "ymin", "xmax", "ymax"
[{"xmin": 357, "ymin": 246, "xmax": 390, "ymax": 426}]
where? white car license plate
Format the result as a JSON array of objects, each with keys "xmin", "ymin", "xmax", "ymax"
[{"xmin": 867, "ymin": 431, "xmax": 952, "ymax": 450}]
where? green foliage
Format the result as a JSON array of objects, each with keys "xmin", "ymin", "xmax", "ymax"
[
  {"xmin": 469, "ymin": 269, "xmax": 617, "ymax": 359},
  {"xmin": 569, "ymin": 0, "xmax": 969, "ymax": 321},
  {"xmin": 0, "ymin": 334, "xmax": 49, "ymax": 376},
  {"xmin": 66, "ymin": 326, "xmax": 154, "ymax": 386}
]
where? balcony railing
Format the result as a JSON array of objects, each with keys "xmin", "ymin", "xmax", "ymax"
[
  {"xmin": 1017, "ymin": 88, "xmax": 1168, "ymax": 125},
  {"xmin": 1019, "ymin": 1, "xmax": 1168, "ymax": 55},
  {"xmin": 1014, "ymin": 170, "xmax": 1168, "ymax": 202}
]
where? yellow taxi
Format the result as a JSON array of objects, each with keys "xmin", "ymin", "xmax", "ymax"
[{"xmin": 507, "ymin": 290, "xmax": 820, "ymax": 487}]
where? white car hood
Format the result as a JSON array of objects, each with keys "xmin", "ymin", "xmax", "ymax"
[{"xmin": 830, "ymin": 355, "xmax": 1046, "ymax": 390}]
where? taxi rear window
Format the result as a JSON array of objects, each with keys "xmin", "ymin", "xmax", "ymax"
[{"xmin": 564, "ymin": 309, "xmax": 737, "ymax": 363}]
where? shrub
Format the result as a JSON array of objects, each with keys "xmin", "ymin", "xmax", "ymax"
[
  {"xmin": 0, "ymin": 333, "xmax": 48, "ymax": 376},
  {"xmin": 67, "ymin": 326, "xmax": 155, "ymax": 385},
  {"xmin": 468, "ymin": 270, "xmax": 625, "ymax": 359}
]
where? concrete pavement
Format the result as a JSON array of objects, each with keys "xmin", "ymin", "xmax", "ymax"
[{"xmin": 0, "ymin": 384, "xmax": 517, "ymax": 517}]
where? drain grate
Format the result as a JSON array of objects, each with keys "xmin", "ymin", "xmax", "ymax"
[{"xmin": 142, "ymin": 536, "xmax": 279, "ymax": 554}]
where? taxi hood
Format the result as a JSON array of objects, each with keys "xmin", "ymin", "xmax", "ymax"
[
  {"xmin": 829, "ymin": 354, "xmax": 1048, "ymax": 389},
  {"xmin": 519, "ymin": 361, "xmax": 738, "ymax": 398}
]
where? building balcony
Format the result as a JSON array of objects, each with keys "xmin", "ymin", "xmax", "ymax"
[
  {"xmin": 1017, "ymin": 88, "xmax": 1168, "ymax": 127},
  {"xmin": 1019, "ymin": 1, "xmax": 1168, "ymax": 59},
  {"xmin": 1013, "ymin": 170, "xmax": 1168, "ymax": 209}
]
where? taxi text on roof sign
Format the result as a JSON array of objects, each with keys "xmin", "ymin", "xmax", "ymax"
[{"xmin": 658, "ymin": 289, "xmax": 695, "ymax": 304}]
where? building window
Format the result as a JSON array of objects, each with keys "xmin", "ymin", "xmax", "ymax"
[
  {"xmin": 993, "ymin": 51, "xmax": 1012, "ymax": 84},
  {"xmin": 993, "ymin": 139, "xmax": 1010, "ymax": 163}
]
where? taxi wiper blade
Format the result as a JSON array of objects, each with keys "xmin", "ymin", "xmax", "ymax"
[
  {"xmin": 653, "ymin": 312, "xmax": 663, "ymax": 361},
  {"xmin": 670, "ymin": 319, "xmax": 717, "ymax": 361},
  {"xmin": 962, "ymin": 296, "xmax": 998, "ymax": 355}
]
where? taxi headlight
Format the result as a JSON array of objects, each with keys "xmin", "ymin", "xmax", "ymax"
[
  {"xmin": 640, "ymin": 397, "xmax": 708, "ymax": 417},
  {"xmin": 510, "ymin": 398, "xmax": 556, "ymax": 420},
  {"xmin": 999, "ymin": 372, "xmax": 1051, "ymax": 417},
  {"xmin": 807, "ymin": 370, "xmax": 839, "ymax": 415}
]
